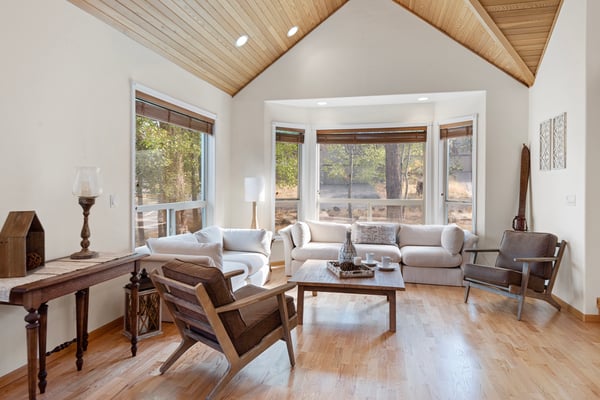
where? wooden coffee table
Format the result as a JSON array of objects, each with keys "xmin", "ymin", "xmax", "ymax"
[{"xmin": 288, "ymin": 259, "xmax": 405, "ymax": 332}]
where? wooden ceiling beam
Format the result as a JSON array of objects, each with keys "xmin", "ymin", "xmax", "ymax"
[{"xmin": 465, "ymin": 0, "xmax": 535, "ymax": 86}]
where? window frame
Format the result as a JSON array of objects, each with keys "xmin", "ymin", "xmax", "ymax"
[
  {"xmin": 438, "ymin": 115, "xmax": 477, "ymax": 233},
  {"xmin": 131, "ymin": 83, "xmax": 216, "ymax": 248},
  {"xmin": 315, "ymin": 123, "xmax": 429, "ymax": 224},
  {"xmin": 272, "ymin": 122, "xmax": 306, "ymax": 233}
]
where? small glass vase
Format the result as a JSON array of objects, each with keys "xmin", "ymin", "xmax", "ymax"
[{"xmin": 338, "ymin": 230, "xmax": 357, "ymax": 264}]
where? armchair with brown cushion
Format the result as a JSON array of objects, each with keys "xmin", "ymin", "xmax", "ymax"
[
  {"xmin": 463, "ymin": 230, "xmax": 566, "ymax": 320},
  {"xmin": 150, "ymin": 258, "xmax": 297, "ymax": 400}
]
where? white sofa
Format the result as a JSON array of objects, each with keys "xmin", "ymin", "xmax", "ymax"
[
  {"xmin": 135, "ymin": 226, "xmax": 273, "ymax": 290},
  {"xmin": 279, "ymin": 220, "xmax": 478, "ymax": 286}
]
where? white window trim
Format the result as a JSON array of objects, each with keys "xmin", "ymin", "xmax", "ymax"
[
  {"xmin": 312, "ymin": 121, "xmax": 431, "ymax": 223},
  {"xmin": 271, "ymin": 121, "xmax": 307, "ymax": 234},
  {"xmin": 130, "ymin": 82, "xmax": 216, "ymax": 248},
  {"xmin": 436, "ymin": 114, "xmax": 478, "ymax": 232}
]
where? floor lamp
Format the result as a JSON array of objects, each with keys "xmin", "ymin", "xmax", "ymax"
[{"xmin": 244, "ymin": 177, "xmax": 265, "ymax": 229}]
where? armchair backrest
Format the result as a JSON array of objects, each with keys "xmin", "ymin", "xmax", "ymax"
[
  {"xmin": 496, "ymin": 231, "xmax": 558, "ymax": 279},
  {"xmin": 159, "ymin": 259, "xmax": 246, "ymax": 343}
]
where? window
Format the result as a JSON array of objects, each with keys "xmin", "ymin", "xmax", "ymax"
[
  {"xmin": 440, "ymin": 120, "xmax": 474, "ymax": 231},
  {"xmin": 134, "ymin": 90, "xmax": 213, "ymax": 247},
  {"xmin": 317, "ymin": 126, "xmax": 426, "ymax": 224},
  {"xmin": 274, "ymin": 126, "xmax": 304, "ymax": 232}
]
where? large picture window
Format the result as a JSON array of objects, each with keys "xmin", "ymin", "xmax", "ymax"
[
  {"xmin": 274, "ymin": 126, "xmax": 304, "ymax": 232},
  {"xmin": 440, "ymin": 120, "xmax": 474, "ymax": 231},
  {"xmin": 134, "ymin": 91, "xmax": 213, "ymax": 246},
  {"xmin": 317, "ymin": 126, "xmax": 426, "ymax": 224}
]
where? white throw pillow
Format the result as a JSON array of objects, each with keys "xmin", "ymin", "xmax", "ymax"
[
  {"xmin": 441, "ymin": 224, "xmax": 465, "ymax": 255},
  {"xmin": 306, "ymin": 220, "xmax": 350, "ymax": 243},
  {"xmin": 222, "ymin": 228, "xmax": 272, "ymax": 256},
  {"xmin": 145, "ymin": 233, "xmax": 196, "ymax": 252},
  {"xmin": 291, "ymin": 222, "xmax": 311, "ymax": 247},
  {"xmin": 146, "ymin": 239, "xmax": 224, "ymax": 268},
  {"xmin": 194, "ymin": 225, "xmax": 223, "ymax": 244},
  {"xmin": 352, "ymin": 222, "xmax": 398, "ymax": 245}
]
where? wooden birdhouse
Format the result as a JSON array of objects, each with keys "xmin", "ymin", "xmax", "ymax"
[{"xmin": 0, "ymin": 211, "xmax": 45, "ymax": 278}]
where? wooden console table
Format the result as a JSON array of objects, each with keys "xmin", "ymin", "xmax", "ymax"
[{"xmin": 0, "ymin": 252, "xmax": 146, "ymax": 400}]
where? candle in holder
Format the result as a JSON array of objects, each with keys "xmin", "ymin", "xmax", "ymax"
[{"xmin": 353, "ymin": 256, "xmax": 362, "ymax": 265}]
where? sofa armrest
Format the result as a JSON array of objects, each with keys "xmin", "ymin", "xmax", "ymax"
[{"xmin": 278, "ymin": 225, "xmax": 295, "ymax": 276}]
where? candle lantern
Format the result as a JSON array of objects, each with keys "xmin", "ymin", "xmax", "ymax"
[{"xmin": 123, "ymin": 268, "xmax": 162, "ymax": 340}]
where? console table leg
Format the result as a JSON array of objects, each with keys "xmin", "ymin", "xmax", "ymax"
[
  {"xmin": 83, "ymin": 288, "xmax": 89, "ymax": 351},
  {"xmin": 129, "ymin": 263, "xmax": 140, "ymax": 357},
  {"xmin": 75, "ymin": 289, "xmax": 87, "ymax": 371},
  {"xmin": 37, "ymin": 303, "xmax": 48, "ymax": 393},
  {"xmin": 24, "ymin": 308, "xmax": 39, "ymax": 400}
]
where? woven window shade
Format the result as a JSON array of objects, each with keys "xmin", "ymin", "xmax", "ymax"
[
  {"xmin": 439, "ymin": 121, "xmax": 473, "ymax": 139},
  {"xmin": 316, "ymin": 126, "xmax": 427, "ymax": 144},
  {"xmin": 276, "ymin": 127, "xmax": 305, "ymax": 143},
  {"xmin": 135, "ymin": 91, "xmax": 214, "ymax": 135}
]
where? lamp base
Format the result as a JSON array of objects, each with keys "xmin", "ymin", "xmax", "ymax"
[{"xmin": 70, "ymin": 249, "xmax": 99, "ymax": 260}]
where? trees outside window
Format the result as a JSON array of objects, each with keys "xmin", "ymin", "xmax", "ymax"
[
  {"xmin": 274, "ymin": 126, "xmax": 304, "ymax": 232},
  {"xmin": 134, "ymin": 91, "xmax": 212, "ymax": 247},
  {"xmin": 317, "ymin": 127, "xmax": 426, "ymax": 224}
]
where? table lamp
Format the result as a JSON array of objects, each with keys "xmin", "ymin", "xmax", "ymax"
[
  {"xmin": 244, "ymin": 176, "xmax": 265, "ymax": 229},
  {"xmin": 71, "ymin": 166, "xmax": 102, "ymax": 259}
]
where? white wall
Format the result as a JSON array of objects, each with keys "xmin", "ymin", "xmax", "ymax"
[
  {"xmin": 528, "ymin": 0, "xmax": 591, "ymax": 313},
  {"xmin": 232, "ymin": 0, "xmax": 529, "ymax": 250},
  {"xmin": 0, "ymin": 0, "xmax": 232, "ymax": 376}
]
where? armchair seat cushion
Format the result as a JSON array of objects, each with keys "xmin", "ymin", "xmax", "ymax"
[
  {"xmin": 232, "ymin": 285, "xmax": 296, "ymax": 355},
  {"xmin": 464, "ymin": 263, "xmax": 546, "ymax": 292}
]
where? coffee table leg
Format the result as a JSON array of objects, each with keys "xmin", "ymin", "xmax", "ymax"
[
  {"xmin": 388, "ymin": 291, "xmax": 396, "ymax": 332},
  {"xmin": 296, "ymin": 285, "xmax": 305, "ymax": 325}
]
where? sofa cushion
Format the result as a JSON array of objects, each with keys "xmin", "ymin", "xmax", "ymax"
[
  {"xmin": 441, "ymin": 224, "xmax": 465, "ymax": 255},
  {"xmin": 222, "ymin": 229, "xmax": 271, "ymax": 256},
  {"xmin": 306, "ymin": 220, "xmax": 350, "ymax": 243},
  {"xmin": 146, "ymin": 239, "xmax": 224, "ymax": 269},
  {"xmin": 398, "ymin": 224, "xmax": 444, "ymax": 247},
  {"xmin": 401, "ymin": 246, "xmax": 462, "ymax": 268},
  {"xmin": 352, "ymin": 222, "xmax": 399, "ymax": 245},
  {"xmin": 291, "ymin": 242, "xmax": 341, "ymax": 262},
  {"xmin": 194, "ymin": 225, "xmax": 224, "ymax": 244},
  {"xmin": 223, "ymin": 251, "xmax": 269, "ymax": 276},
  {"xmin": 291, "ymin": 221, "xmax": 311, "ymax": 247}
]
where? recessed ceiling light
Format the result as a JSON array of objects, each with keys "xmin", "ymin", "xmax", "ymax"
[
  {"xmin": 287, "ymin": 26, "xmax": 299, "ymax": 37},
  {"xmin": 235, "ymin": 35, "xmax": 249, "ymax": 47},
  {"xmin": 417, "ymin": 97, "xmax": 429, "ymax": 102},
  {"xmin": 317, "ymin": 101, "xmax": 328, "ymax": 106}
]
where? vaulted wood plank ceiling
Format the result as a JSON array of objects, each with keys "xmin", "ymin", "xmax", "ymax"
[{"xmin": 69, "ymin": 0, "xmax": 562, "ymax": 96}]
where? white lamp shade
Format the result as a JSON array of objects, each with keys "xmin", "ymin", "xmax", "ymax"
[
  {"xmin": 244, "ymin": 176, "xmax": 265, "ymax": 202},
  {"xmin": 72, "ymin": 166, "xmax": 103, "ymax": 197}
]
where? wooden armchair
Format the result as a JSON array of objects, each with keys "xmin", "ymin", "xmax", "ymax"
[
  {"xmin": 150, "ymin": 259, "xmax": 297, "ymax": 400},
  {"xmin": 463, "ymin": 230, "xmax": 566, "ymax": 320}
]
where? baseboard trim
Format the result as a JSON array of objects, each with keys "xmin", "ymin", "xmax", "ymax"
[
  {"xmin": 555, "ymin": 295, "xmax": 600, "ymax": 322},
  {"xmin": 270, "ymin": 260, "xmax": 284, "ymax": 267}
]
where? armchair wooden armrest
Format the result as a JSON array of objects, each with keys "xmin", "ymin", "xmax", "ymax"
[
  {"xmin": 222, "ymin": 268, "xmax": 246, "ymax": 291},
  {"xmin": 514, "ymin": 256, "xmax": 558, "ymax": 263},
  {"xmin": 464, "ymin": 248, "xmax": 499, "ymax": 253},
  {"xmin": 216, "ymin": 282, "xmax": 297, "ymax": 313}
]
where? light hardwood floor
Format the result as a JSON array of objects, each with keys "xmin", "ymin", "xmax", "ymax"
[{"xmin": 1, "ymin": 266, "xmax": 599, "ymax": 400}]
